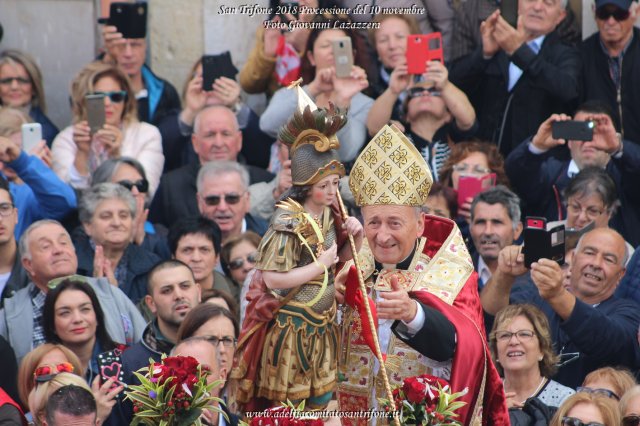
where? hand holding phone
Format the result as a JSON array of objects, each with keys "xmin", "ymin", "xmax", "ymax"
[
  {"xmin": 86, "ymin": 94, "xmax": 106, "ymax": 135},
  {"xmin": 500, "ymin": 0, "xmax": 518, "ymax": 28},
  {"xmin": 456, "ymin": 173, "xmax": 496, "ymax": 207},
  {"xmin": 202, "ymin": 52, "xmax": 238, "ymax": 92},
  {"xmin": 406, "ymin": 32, "xmax": 443, "ymax": 75},
  {"xmin": 98, "ymin": 2, "xmax": 147, "ymax": 39},
  {"xmin": 522, "ymin": 217, "xmax": 565, "ymax": 268},
  {"xmin": 551, "ymin": 120, "xmax": 594, "ymax": 141}
]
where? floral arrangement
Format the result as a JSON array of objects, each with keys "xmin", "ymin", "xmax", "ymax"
[
  {"xmin": 125, "ymin": 355, "xmax": 223, "ymax": 426},
  {"xmin": 244, "ymin": 400, "xmax": 323, "ymax": 426},
  {"xmin": 379, "ymin": 374, "xmax": 467, "ymax": 425}
]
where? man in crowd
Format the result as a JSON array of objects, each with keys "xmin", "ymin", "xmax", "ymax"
[
  {"xmin": 505, "ymin": 101, "xmax": 640, "ymax": 246},
  {"xmin": 168, "ymin": 216, "xmax": 234, "ymax": 300},
  {"xmin": 149, "ymin": 106, "xmax": 275, "ymax": 227},
  {"xmin": 337, "ymin": 125, "xmax": 508, "ymax": 424},
  {"xmin": 196, "ymin": 161, "xmax": 268, "ymax": 243},
  {"xmin": 173, "ymin": 336, "xmax": 239, "ymax": 425},
  {"xmin": 115, "ymin": 259, "xmax": 202, "ymax": 425},
  {"xmin": 0, "ymin": 220, "xmax": 145, "ymax": 363},
  {"xmin": 580, "ymin": 0, "xmax": 640, "ymax": 145},
  {"xmin": 449, "ymin": 0, "xmax": 580, "ymax": 156},
  {"xmin": 43, "ymin": 385, "xmax": 97, "ymax": 426},
  {"xmin": 481, "ymin": 228, "xmax": 640, "ymax": 388},
  {"xmin": 0, "ymin": 177, "xmax": 27, "ymax": 306},
  {"xmin": 469, "ymin": 185, "xmax": 523, "ymax": 290}
]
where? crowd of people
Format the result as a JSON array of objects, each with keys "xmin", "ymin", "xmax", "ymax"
[{"xmin": 1, "ymin": 0, "xmax": 640, "ymax": 424}]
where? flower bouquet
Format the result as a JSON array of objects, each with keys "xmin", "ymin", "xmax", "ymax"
[
  {"xmin": 244, "ymin": 400, "xmax": 323, "ymax": 426},
  {"xmin": 379, "ymin": 374, "xmax": 467, "ymax": 425},
  {"xmin": 125, "ymin": 355, "xmax": 224, "ymax": 426}
]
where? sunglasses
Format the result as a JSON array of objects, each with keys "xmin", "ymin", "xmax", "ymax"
[
  {"xmin": 623, "ymin": 415, "xmax": 640, "ymax": 426},
  {"xmin": 92, "ymin": 90, "xmax": 128, "ymax": 103},
  {"xmin": 0, "ymin": 77, "xmax": 31, "ymax": 85},
  {"xmin": 228, "ymin": 252, "xmax": 258, "ymax": 270},
  {"xmin": 203, "ymin": 193, "xmax": 245, "ymax": 206},
  {"xmin": 33, "ymin": 362, "xmax": 74, "ymax": 384},
  {"xmin": 595, "ymin": 6, "xmax": 630, "ymax": 21},
  {"xmin": 576, "ymin": 386, "xmax": 620, "ymax": 400},
  {"xmin": 408, "ymin": 87, "xmax": 441, "ymax": 98},
  {"xmin": 117, "ymin": 179, "xmax": 149, "ymax": 193},
  {"xmin": 561, "ymin": 417, "xmax": 604, "ymax": 426}
]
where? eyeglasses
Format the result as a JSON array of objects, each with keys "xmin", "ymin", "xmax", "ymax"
[
  {"xmin": 205, "ymin": 335, "xmax": 237, "ymax": 347},
  {"xmin": 0, "ymin": 77, "xmax": 31, "ymax": 86},
  {"xmin": 117, "ymin": 179, "xmax": 149, "ymax": 193},
  {"xmin": 623, "ymin": 415, "xmax": 640, "ymax": 426},
  {"xmin": 33, "ymin": 362, "xmax": 74, "ymax": 384},
  {"xmin": 228, "ymin": 252, "xmax": 258, "ymax": 270},
  {"xmin": 407, "ymin": 87, "xmax": 441, "ymax": 98},
  {"xmin": 92, "ymin": 91, "xmax": 128, "ymax": 103},
  {"xmin": 595, "ymin": 6, "xmax": 630, "ymax": 21},
  {"xmin": 202, "ymin": 193, "xmax": 245, "ymax": 206},
  {"xmin": 452, "ymin": 164, "xmax": 491, "ymax": 175},
  {"xmin": 561, "ymin": 417, "xmax": 605, "ymax": 426},
  {"xmin": 494, "ymin": 329, "xmax": 536, "ymax": 342},
  {"xmin": 576, "ymin": 386, "xmax": 620, "ymax": 400},
  {"xmin": 0, "ymin": 203, "xmax": 15, "ymax": 217},
  {"xmin": 566, "ymin": 203, "xmax": 605, "ymax": 220}
]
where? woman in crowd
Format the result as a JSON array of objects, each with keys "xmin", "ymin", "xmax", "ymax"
[
  {"xmin": 51, "ymin": 62, "xmax": 163, "ymax": 195},
  {"xmin": 91, "ymin": 157, "xmax": 170, "ymax": 259},
  {"xmin": 17, "ymin": 344, "xmax": 82, "ymax": 410},
  {"xmin": 439, "ymin": 141, "xmax": 510, "ymax": 222},
  {"xmin": 0, "ymin": 50, "xmax": 58, "ymax": 145},
  {"xmin": 28, "ymin": 373, "xmax": 90, "ymax": 426},
  {"xmin": 42, "ymin": 278, "xmax": 123, "ymax": 423},
  {"xmin": 489, "ymin": 304, "xmax": 574, "ymax": 410},
  {"xmin": 259, "ymin": 16, "xmax": 373, "ymax": 164},
  {"xmin": 76, "ymin": 182, "xmax": 160, "ymax": 304},
  {"xmin": 621, "ymin": 386, "xmax": 640, "ymax": 426},
  {"xmin": 201, "ymin": 288, "xmax": 239, "ymax": 321},
  {"xmin": 423, "ymin": 182, "xmax": 457, "ymax": 219},
  {"xmin": 549, "ymin": 392, "xmax": 620, "ymax": 426},
  {"xmin": 578, "ymin": 366, "xmax": 636, "ymax": 402},
  {"xmin": 220, "ymin": 231, "xmax": 261, "ymax": 309}
]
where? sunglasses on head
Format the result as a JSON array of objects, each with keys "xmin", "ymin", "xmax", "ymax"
[
  {"xmin": 92, "ymin": 90, "xmax": 128, "ymax": 103},
  {"xmin": 595, "ymin": 6, "xmax": 630, "ymax": 21},
  {"xmin": 33, "ymin": 362, "xmax": 74, "ymax": 384},
  {"xmin": 228, "ymin": 252, "xmax": 258, "ymax": 270},
  {"xmin": 561, "ymin": 417, "xmax": 604, "ymax": 426},
  {"xmin": 623, "ymin": 415, "xmax": 640, "ymax": 426},
  {"xmin": 576, "ymin": 386, "xmax": 620, "ymax": 400},
  {"xmin": 203, "ymin": 193, "xmax": 244, "ymax": 206},
  {"xmin": 117, "ymin": 179, "xmax": 149, "ymax": 193}
]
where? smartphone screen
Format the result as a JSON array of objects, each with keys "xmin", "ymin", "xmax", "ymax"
[
  {"xmin": 21, "ymin": 123, "xmax": 43, "ymax": 153},
  {"xmin": 551, "ymin": 121, "xmax": 595, "ymax": 141},
  {"xmin": 86, "ymin": 94, "xmax": 106, "ymax": 135}
]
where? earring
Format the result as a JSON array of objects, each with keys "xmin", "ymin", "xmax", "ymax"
[{"xmin": 538, "ymin": 356, "xmax": 543, "ymax": 361}]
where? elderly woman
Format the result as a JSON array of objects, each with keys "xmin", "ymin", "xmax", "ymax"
[
  {"xmin": 490, "ymin": 304, "xmax": 574, "ymax": 410},
  {"xmin": 621, "ymin": 386, "xmax": 640, "ymax": 426},
  {"xmin": 52, "ymin": 62, "xmax": 164, "ymax": 195},
  {"xmin": 0, "ymin": 49, "xmax": 58, "ymax": 145},
  {"xmin": 91, "ymin": 157, "xmax": 170, "ymax": 259},
  {"xmin": 549, "ymin": 392, "xmax": 620, "ymax": 426},
  {"xmin": 75, "ymin": 182, "xmax": 160, "ymax": 303}
]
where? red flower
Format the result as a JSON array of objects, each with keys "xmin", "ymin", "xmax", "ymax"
[{"xmin": 403, "ymin": 378, "xmax": 427, "ymax": 404}]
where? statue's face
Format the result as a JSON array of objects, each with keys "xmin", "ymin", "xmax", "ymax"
[{"xmin": 361, "ymin": 205, "xmax": 424, "ymax": 264}]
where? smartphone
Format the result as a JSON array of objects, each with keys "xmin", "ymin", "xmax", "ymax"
[
  {"xmin": 551, "ymin": 120, "xmax": 595, "ymax": 141},
  {"xmin": 21, "ymin": 123, "xmax": 42, "ymax": 153},
  {"xmin": 97, "ymin": 349, "xmax": 125, "ymax": 399},
  {"xmin": 457, "ymin": 173, "xmax": 496, "ymax": 207},
  {"xmin": 106, "ymin": 2, "xmax": 147, "ymax": 39},
  {"xmin": 406, "ymin": 33, "xmax": 444, "ymax": 75},
  {"xmin": 86, "ymin": 94, "xmax": 106, "ymax": 135},
  {"xmin": 202, "ymin": 52, "xmax": 238, "ymax": 92},
  {"xmin": 332, "ymin": 37, "xmax": 354, "ymax": 78},
  {"xmin": 500, "ymin": 0, "xmax": 519, "ymax": 28},
  {"xmin": 523, "ymin": 217, "xmax": 565, "ymax": 268}
]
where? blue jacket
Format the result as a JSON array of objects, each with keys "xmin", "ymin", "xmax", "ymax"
[
  {"xmin": 507, "ymin": 280, "xmax": 640, "ymax": 388},
  {"xmin": 139, "ymin": 65, "xmax": 181, "ymax": 126},
  {"xmin": 5, "ymin": 151, "xmax": 76, "ymax": 239}
]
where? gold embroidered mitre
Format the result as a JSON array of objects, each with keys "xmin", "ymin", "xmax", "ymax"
[{"xmin": 349, "ymin": 124, "xmax": 433, "ymax": 206}]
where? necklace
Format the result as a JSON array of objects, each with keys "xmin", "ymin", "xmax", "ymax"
[{"xmin": 505, "ymin": 376, "xmax": 547, "ymax": 405}]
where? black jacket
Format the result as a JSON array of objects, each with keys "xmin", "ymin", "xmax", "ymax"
[
  {"xmin": 580, "ymin": 28, "xmax": 640, "ymax": 145},
  {"xmin": 450, "ymin": 30, "xmax": 581, "ymax": 156},
  {"xmin": 505, "ymin": 137, "xmax": 640, "ymax": 246},
  {"xmin": 149, "ymin": 161, "xmax": 274, "ymax": 228}
]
